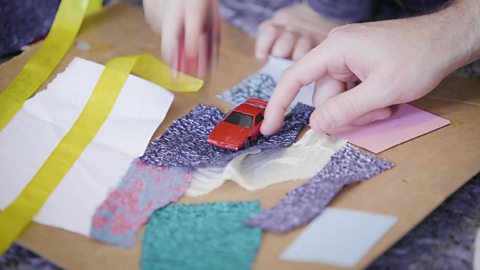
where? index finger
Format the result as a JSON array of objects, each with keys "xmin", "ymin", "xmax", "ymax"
[{"xmin": 260, "ymin": 43, "xmax": 332, "ymax": 135}]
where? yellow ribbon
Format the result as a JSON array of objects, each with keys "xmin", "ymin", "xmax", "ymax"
[
  {"xmin": 0, "ymin": 0, "xmax": 101, "ymax": 131},
  {"xmin": 0, "ymin": 54, "xmax": 203, "ymax": 253},
  {"xmin": 0, "ymin": 0, "xmax": 204, "ymax": 253}
]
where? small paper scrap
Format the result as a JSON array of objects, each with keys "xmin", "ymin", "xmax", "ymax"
[
  {"xmin": 331, "ymin": 104, "xmax": 451, "ymax": 153},
  {"xmin": 245, "ymin": 144, "xmax": 394, "ymax": 232},
  {"xmin": 140, "ymin": 103, "xmax": 313, "ymax": 168},
  {"xmin": 217, "ymin": 57, "xmax": 315, "ymax": 107},
  {"xmin": 91, "ymin": 159, "xmax": 192, "ymax": 248},
  {"xmin": 217, "ymin": 73, "xmax": 276, "ymax": 105},
  {"xmin": 141, "ymin": 201, "xmax": 262, "ymax": 270},
  {"xmin": 0, "ymin": 57, "xmax": 174, "ymax": 236},
  {"xmin": 281, "ymin": 208, "xmax": 397, "ymax": 268},
  {"xmin": 187, "ymin": 129, "xmax": 346, "ymax": 196}
]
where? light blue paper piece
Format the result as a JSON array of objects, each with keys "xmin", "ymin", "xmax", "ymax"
[{"xmin": 281, "ymin": 208, "xmax": 397, "ymax": 268}]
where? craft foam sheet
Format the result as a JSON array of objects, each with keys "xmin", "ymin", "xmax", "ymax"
[
  {"xmin": 141, "ymin": 201, "xmax": 262, "ymax": 270},
  {"xmin": 217, "ymin": 56, "xmax": 315, "ymax": 107},
  {"xmin": 187, "ymin": 129, "xmax": 346, "ymax": 196},
  {"xmin": 140, "ymin": 102, "xmax": 313, "ymax": 168},
  {"xmin": 91, "ymin": 159, "xmax": 192, "ymax": 248},
  {"xmin": 0, "ymin": 57, "xmax": 174, "ymax": 236},
  {"xmin": 281, "ymin": 208, "xmax": 398, "ymax": 268},
  {"xmin": 245, "ymin": 144, "xmax": 394, "ymax": 232},
  {"xmin": 331, "ymin": 103, "xmax": 451, "ymax": 153}
]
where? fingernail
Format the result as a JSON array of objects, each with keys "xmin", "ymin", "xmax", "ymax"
[
  {"xmin": 255, "ymin": 52, "xmax": 266, "ymax": 60},
  {"xmin": 170, "ymin": 46, "xmax": 179, "ymax": 81},
  {"xmin": 309, "ymin": 113, "xmax": 325, "ymax": 134},
  {"xmin": 317, "ymin": 109, "xmax": 334, "ymax": 133}
]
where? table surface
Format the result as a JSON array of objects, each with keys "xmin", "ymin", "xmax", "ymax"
[{"xmin": 1, "ymin": 3, "xmax": 480, "ymax": 270}]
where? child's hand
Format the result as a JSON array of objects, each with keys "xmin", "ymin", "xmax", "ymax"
[
  {"xmin": 143, "ymin": 0, "xmax": 221, "ymax": 78},
  {"xmin": 254, "ymin": 3, "xmax": 340, "ymax": 61},
  {"xmin": 260, "ymin": 3, "xmax": 480, "ymax": 135}
]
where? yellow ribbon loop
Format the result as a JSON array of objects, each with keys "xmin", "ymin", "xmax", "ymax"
[{"xmin": 0, "ymin": 0, "xmax": 101, "ymax": 131}]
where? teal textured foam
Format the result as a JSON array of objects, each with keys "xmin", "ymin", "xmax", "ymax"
[{"xmin": 141, "ymin": 201, "xmax": 262, "ymax": 270}]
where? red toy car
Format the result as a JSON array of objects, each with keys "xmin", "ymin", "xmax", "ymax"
[{"xmin": 208, "ymin": 98, "xmax": 267, "ymax": 151}]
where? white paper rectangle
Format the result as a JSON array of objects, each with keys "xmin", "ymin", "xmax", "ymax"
[
  {"xmin": 281, "ymin": 208, "xmax": 397, "ymax": 268},
  {"xmin": 0, "ymin": 57, "xmax": 174, "ymax": 236},
  {"xmin": 258, "ymin": 56, "xmax": 315, "ymax": 107}
]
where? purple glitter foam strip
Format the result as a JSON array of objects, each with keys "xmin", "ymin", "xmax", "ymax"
[
  {"xmin": 140, "ymin": 103, "xmax": 313, "ymax": 168},
  {"xmin": 245, "ymin": 144, "xmax": 394, "ymax": 233},
  {"xmin": 90, "ymin": 159, "xmax": 192, "ymax": 248}
]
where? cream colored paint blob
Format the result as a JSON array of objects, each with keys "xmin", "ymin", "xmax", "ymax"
[{"xmin": 186, "ymin": 130, "xmax": 346, "ymax": 197}]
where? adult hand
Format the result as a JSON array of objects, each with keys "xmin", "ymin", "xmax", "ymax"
[
  {"xmin": 260, "ymin": 1, "xmax": 480, "ymax": 135},
  {"xmin": 143, "ymin": 0, "xmax": 221, "ymax": 78}
]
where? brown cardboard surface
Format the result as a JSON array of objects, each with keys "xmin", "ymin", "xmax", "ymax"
[{"xmin": 1, "ymin": 3, "xmax": 479, "ymax": 270}]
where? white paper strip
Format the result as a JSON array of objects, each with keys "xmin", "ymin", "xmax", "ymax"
[
  {"xmin": 258, "ymin": 56, "xmax": 315, "ymax": 107},
  {"xmin": 0, "ymin": 57, "xmax": 174, "ymax": 236}
]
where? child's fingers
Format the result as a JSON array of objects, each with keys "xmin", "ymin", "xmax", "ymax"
[
  {"xmin": 183, "ymin": 0, "xmax": 219, "ymax": 77},
  {"xmin": 184, "ymin": 0, "xmax": 210, "ymax": 57},
  {"xmin": 161, "ymin": 1, "xmax": 184, "ymax": 68},
  {"xmin": 208, "ymin": 0, "xmax": 221, "ymax": 73},
  {"xmin": 255, "ymin": 21, "xmax": 282, "ymax": 60},
  {"xmin": 197, "ymin": 33, "xmax": 208, "ymax": 78},
  {"xmin": 271, "ymin": 31, "xmax": 296, "ymax": 58},
  {"xmin": 291, "ymin": 36, "xmax": 313, "ymax": 61}
]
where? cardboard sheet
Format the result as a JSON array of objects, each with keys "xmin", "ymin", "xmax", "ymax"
[
  {"xmin": 0, "ymin": 57, "xmax": 174, "ymax": 236},
  {"xmin": 2, "ymin": 4, "xmax": 479, "ymax": 270},
  {"xmin": 281, "ymin": 208, "xmax": 397, "ymax": 268},
  {"xmin": 331, "ymin": 104, "xmax": 451, "ymax": 153}
]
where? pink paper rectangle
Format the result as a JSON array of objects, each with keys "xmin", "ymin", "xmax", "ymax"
[{"xmin": 331, "ymin": 104, "xmax": 451, "ymax": 153}]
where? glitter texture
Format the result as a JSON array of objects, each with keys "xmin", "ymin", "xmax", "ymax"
[
  {"xmin": 140, "ymin": 103, "xmax": 313, "ymax": 168},
  {"xmin": 141, "ymin": 201, "xmax": 262, "ymax": 270},
  {"xmin": 245, "ymin": 144, "xmax": 394, "ymax": 233},
  {"xmin": 218, "ymin": 73, "xmax": 276, "ymax": 105},
  {"xmin": 0, "ymin": 0, "xmax": 59, "ymax": 56},
  {"xmin": 90, "ymin": 159, "xmax": 192, "ymax": 248}
]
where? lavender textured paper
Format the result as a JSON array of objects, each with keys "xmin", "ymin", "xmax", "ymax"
[
  {"xmin": 91, "ymin": 159, "xmax": 192, "ymax": 248},
  {"xmin": 245, "ymin": 144, "xmax": 394, "ymax": 233},
  {"xmin": 140, "ymin": 103, "xmax": 312, "ymax": 168},
  {"xmin": 218, "ymin": 73, "xmax": 276, "ymax": 105},
  {"xmin": 0, "ymin": 0, "xmax": 59, "ymax": 56}
]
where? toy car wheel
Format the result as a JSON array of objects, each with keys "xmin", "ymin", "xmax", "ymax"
[{"xmin": 244, "ymin": 138, "xmax": 252, "ymax": 149}]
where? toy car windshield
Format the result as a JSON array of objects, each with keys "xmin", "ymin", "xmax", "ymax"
[{"xmin": 224, "ymin": 111, "xmax": 253, "ymax": 128}]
